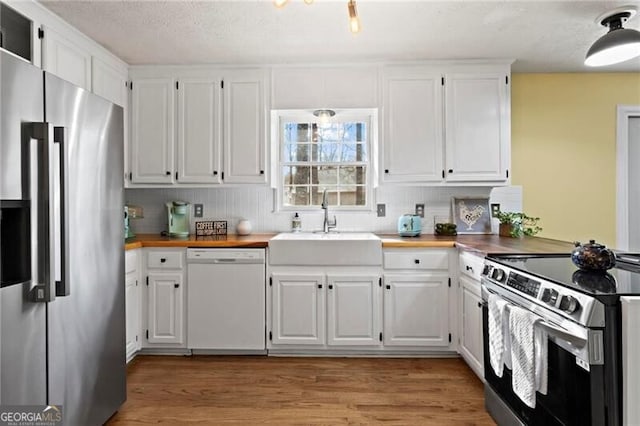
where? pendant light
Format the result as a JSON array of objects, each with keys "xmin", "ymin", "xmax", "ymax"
[{"xmin": 585, "ymin": 7, "xmax": 640, "ymax": 67}]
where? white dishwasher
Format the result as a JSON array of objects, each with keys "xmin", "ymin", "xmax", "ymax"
[{"xmin": 187, "ymin": 248, "xmax": 266, "ymax": 351}]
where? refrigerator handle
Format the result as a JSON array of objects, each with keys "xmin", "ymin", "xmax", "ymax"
[
  {"xmin": 53, "ymin": 126, "xmax": 69, "ymax": 297},
  {"xmin": 30, "ymin": 122, "xmax": 56, "ymax": 302}
]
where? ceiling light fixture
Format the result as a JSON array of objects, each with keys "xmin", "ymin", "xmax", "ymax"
[
  {"xmin": 273, "ymin": 0, "xmax": 361, "ymax": 34},
  {"xmin": 313, "ymin": 109, "xmax": 336, "ymax": 123},
  {"xmin": 585, "ymin": 6, "xmax": 640, "ymax": 67},
  {"xmin": 348, "ymin": 0, "xmax": 361, "ymax": 34}
]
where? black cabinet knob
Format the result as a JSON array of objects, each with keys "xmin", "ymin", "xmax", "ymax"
[
  {"xmin": 328, "ymin": 284, "xmax": 333, "ymax": 290},
  {"xmin": 386, "ymin": 285, "xmax": 391, "ymax": 290},
  {"xmin": 174, "ymin": 283, "xmax": 180, "ymax": 288},
  {"xmin": 166, "ymin": 171, "xmax": 171, "ymax": 175},
  {"xmin": 213, "ymin": 171, "xmax": 218, "ymax": 175},
  {"xmin": 448, "ymin": 169, "xmax": 453, "ymax": 173},
  {"xmin": 260, "ymin": 170, "xmax": 264, "ymax": 175},
  {"xmin": 160, "ymin": 258, "xmax": 166, "ymax": 263},
  {"xmin": 318, "ymin": 284, "xmax": 323, "ymax": 289},
  {"xmin": 477, "ymin": 302, "xmax": 482, "ymax": 308},
  {"xmin": 414, "ymin": 259, "xmax": 420, "ymax": 264},
  {"xmin": 384, "ymin": 169, "xmax": 389, "ymax": 174}
]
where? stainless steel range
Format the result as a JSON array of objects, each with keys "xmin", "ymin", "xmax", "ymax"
[{"xmin": 481, "ymin": 253, "xmax": 640, "ymax": 426}]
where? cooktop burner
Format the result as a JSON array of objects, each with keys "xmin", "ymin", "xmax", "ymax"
[{"xmin": 487, "ymin": 254, "xmax": 640, "ymax": 299}]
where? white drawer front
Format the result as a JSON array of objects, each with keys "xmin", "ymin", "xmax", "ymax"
[
  {"xmin": 459, "ymin": 251, "xmax": 484, "ymax": 281},
  {"xmin": 384, "ymin": 250, "xmax": 449, "ymax": 270},
  {"xmin": 147, "ymin": 251, "xmax": 183, "ymax": 269},
  {"xmin": 125, "ymin": 250, "xmax": 138, "ymax": 274}
]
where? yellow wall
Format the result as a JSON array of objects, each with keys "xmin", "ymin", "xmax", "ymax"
[{"xmin": 511, "ymin": 73, "xmax": 640, "ymax": 247}]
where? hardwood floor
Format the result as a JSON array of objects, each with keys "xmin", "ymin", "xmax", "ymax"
[{"xmin": 107, "ymin": 356, "xmax": 495, "ymax": 425}]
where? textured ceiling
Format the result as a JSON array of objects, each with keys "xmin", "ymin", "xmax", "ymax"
[{"xmin": 38, "ymin": 0, "xmax": 640, "ymax": 72}]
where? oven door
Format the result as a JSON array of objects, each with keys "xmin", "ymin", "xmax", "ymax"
[{"xmin": 481, "ymin": 280, "xmax": 607, "ymax": 426}]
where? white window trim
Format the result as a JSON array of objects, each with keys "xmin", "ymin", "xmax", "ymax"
[{"xmin": 271, "ymin": 108, "xmax": 379, "ymax": 212}]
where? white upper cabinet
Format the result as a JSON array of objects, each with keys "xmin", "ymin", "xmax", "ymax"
[
  {"xmin": 271, "ymin": 66, "xmax": 378, "ymax": 109},
  {"xmin": 41, "ymin": 25, "xmax": 92, "ymax": 90},
  {"xmin": 382, "ymin": 67, "xmax": 443, "ymax": 183},
  {"xmin": 177, "ymin": 77, "xmax": 222, "ymax": 184},
  {"xmin": 130, "ymin": 78, "xmax": 175, "ymax": 184},
  {"xmin": 92, "ymin": 56, "xmax": 128, "ymax": 107},
  {"xmin": 127, "ymin": 68, "xmax": 268, "ymax": 187},
  {"xmin": 381, "ymin": 63, "xmax": 511, "ymax": 185},
  {"xmin": 223, "ymin": 69, "xmax": 267, "ymax": 184},
  {"xmin": 444, "ymin": 72, "xmax": 510, "ymax": 182}
]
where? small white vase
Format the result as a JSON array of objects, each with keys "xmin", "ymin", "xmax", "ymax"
[{"xmin": 236, "ymin": 219, "xmax": 252, "ymax": 236}]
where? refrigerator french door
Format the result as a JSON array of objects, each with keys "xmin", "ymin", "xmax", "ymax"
[{"xmin": 0, "ymin": 50, "xmax": 126, "ymax": 425}]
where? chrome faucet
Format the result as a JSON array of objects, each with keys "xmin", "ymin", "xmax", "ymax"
[{"xmin": 321, "ymin": 189, "xmax": 337, "ymax": 233}]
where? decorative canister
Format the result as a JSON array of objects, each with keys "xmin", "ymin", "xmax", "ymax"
[{"xmin": 236, "ymin": 219, "xmax": 252, "ymax": 236}]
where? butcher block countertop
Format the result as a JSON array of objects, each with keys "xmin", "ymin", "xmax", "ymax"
[{"xmin": 126, "ymin": 232, "xmax": 574, "ymax": 254}]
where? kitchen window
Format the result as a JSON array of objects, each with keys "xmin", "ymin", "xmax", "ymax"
[{"xmin": 273, "ymin": 109, "xmax": 377, "ymax": 210}]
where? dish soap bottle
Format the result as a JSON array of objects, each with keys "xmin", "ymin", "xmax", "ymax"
[{"xmin": 291, "ymin": 213, "xmax": 302, "ymax": 232}]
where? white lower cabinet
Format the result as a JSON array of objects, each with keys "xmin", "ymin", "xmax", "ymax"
[
  {"xmin": 458, "ymin": 250, "xmax": 486, "ymax": 379},
  {"xmin": 460, "ymin": 275, "xmax": 484, "ymax": 377},
  {"xmin": 142, "ymin": 249, "xmax": 186, "ymax": 348},
  {"xmin": 125, "ymin": 249, "xmax": 141, "ymax": 362},
  {"xmin": 270, "ymin": 273, "xmax": 325, "ymax": 345},
  {"xmin": 383, "ymin": 273, "xmax": 450, "ymax": 347},
  {"xmin": 327, "ymin": 275, "xmax": 380, "ymax": 346}
]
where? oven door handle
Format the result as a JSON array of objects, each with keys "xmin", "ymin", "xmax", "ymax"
[{"xmin": 536, "ymin": 320, "xmax": 586, "ymax": 348}]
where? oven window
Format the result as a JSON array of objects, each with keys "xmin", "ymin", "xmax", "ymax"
[{"xmin": 482, "ymin": 307, "xmax": 600, "ymax": 425}]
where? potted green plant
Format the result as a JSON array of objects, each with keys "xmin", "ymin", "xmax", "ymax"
[{"xmin": 495, "ymin": 211, "xmax": 542, "ymax": 238}]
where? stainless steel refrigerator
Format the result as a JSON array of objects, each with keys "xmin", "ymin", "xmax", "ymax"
[{"xmin": 0, "ymin": 50, "xmax": 126, "ymax": 424}]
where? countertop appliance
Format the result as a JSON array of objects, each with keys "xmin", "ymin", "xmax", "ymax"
[
  {"xmin": 0, "ymin": 50, "xmax": 125, "ymax": 423},
  {"xmin": 481, "ymin": 252, "xmax": 640, "ymax": 425},
  {"xmin": 397, "ymin": 214, "xmax": 422, "ymax": 237},
  {"xmin": 167, "ymin": 201, "xmax": 190, "ymax": 237},
  {"xmin": 186, "ymin": 249, "xmax": 266, "ymax": 352}
]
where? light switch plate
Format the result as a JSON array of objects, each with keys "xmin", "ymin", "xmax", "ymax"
[
  {"xmin": 377, "ymin": 204, "xmax": 386, "ymax": 217},
  {"xmin": 415, "ymin": 204, "xmax": 424, "ymax": 218},
  {"xmin": 194, "ymin": 204, "xmax": 204, "ymax": 218}
]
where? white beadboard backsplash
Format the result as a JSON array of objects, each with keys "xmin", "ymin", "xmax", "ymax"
[{"xmin": 126, "ymin": 186, "xmax": 521, "ymax": 235}]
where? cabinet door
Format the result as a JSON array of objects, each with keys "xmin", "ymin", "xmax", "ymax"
[
  {"xmin": 125, "ymin": 273, "xmax": 139, "ymax": 362},
  {"xmin": 92, "ymin": 57, "xmax": 127, "ymax": 107},
  {"xmin": 326, "ymin": 275, "xmax": 380, "ymax": 346},
  {"xmin": 271, "ymin": 273, "xmax": 325, "ymax": 345},
  {"xmin": 176, "ymin": 78, "xmax": 222, "ymax": 184},
  {"xmin": 444, "ymin": 72, "xmax": 509, "ymax": 182},
  {"xmin": 41, "ymin": 25, "xmax": 91, "ymax": 90},
  {"xmin": 130, "ymin": 78, "xmax": 175, "ymax": 184},
  {"xmin": 460, "ymin": 275, "xmax": 484, "ymax": 379},
  {"xmin": 147, "ymin": 272, "xmax": 184, "ymax": 345},
  {"xmin": 383, "ymin": 273, "xmax": 449, "ymax": 347},
  {"xmin": 223, "ymin": 69, "xmax": 267, "ymax": 184},
  {"xmin": 382, "ymin": 67, "xmax": 444, "ymax": 183}
]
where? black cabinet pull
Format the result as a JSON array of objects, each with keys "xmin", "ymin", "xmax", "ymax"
[
  {"xmin": 174, "ymin": 283, "xmax": 180, "ymax": 288},
  {"xmin": 213, "ymin": 171, "xmax": 218, "ymax": 176},
  {"xmin": 318, "ymin": 284, "xmax": 323, "ymax": 289},
  {"xmin": 466, "ymin": 265, "xmax": 473, "ymax": 271},
  {"xmin": 165, "ymin": 171, "xmax": 170, "ymax": 175},
  {"xmin": 477, "ymin": 302, "xmax": 482, "ymax": 308},
  {"xmin": 448, "ymin": 169, "xmax": 454, "ymax": 173},
  {"xmin": 414, "ymin": 259, "xmax": 420, "ymax": 264},
  {"xmin": 328, "ymin": 284, "xmax": 333, "ymax": 290},
  {"xmin": 386, "ymin": 285, "xmax": 391, "ymax": 290},
  {"xmin": 160, "ymin": 258, "xmax": 166, "ymax": 263}
]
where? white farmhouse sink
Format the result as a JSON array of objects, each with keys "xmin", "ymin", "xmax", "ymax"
[{"xmin": 269, "ymin": 232, "xmax": 382, "ymax": 266}]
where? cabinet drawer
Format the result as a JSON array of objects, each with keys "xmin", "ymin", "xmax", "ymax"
[
  {"xmin": 459, "ymin": 251, "xmax": 484, "ymax": 281},
  {"xmin": 125, "ymin": 250, "xmax": 138, "ymax": 274},
  {"xmin": 147, "ymin": 251, "xmax": 183, "ymax": 269},
  {"xmin": 384, "ymin": 250, "xmax": 448, "ymax": 270}
]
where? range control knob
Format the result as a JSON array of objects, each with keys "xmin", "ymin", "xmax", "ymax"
[
  {"xmin": 491, "ymin": 268, "xmax": 506, "ymax": 282},
  {"xmin": 559, "ymin": 295, "xmax": 580, "ymax": 314},
  {"xmin": 541, "ymin": 288, "xmax": 559, "ymax": 306},
  {"xmin": 482, "ymin": 265, "xmax": 490, "ymax": 276}
]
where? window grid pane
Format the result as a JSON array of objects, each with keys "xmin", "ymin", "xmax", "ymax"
[{"xmin": 281, "ymin": 118, "xmax": 369, "ymax": 208}]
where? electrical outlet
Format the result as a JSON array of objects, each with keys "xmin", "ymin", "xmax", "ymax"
[
  {"xmin": 415, "ymin": 204, "xmax": 425, "ymax": 218},
  {"xmin": 377, "ymin": 204, "xmax": 386, "ymax": 217},
  {"xmin": 194, "ymin": 204, "xmax": 204, "ymax": 218},
  {"xmin": 491, "ymin": 203, "xmax": 501, "ymax": 218}
]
